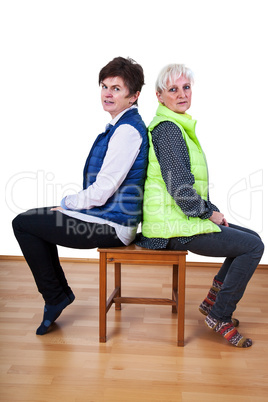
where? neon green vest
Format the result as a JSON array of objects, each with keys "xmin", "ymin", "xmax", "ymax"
[{"xmin": 142, "ymin": 103, "xmax": 221, "ymax": 238}]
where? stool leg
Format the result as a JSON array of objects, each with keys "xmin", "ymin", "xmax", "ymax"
[
  {"xmin": 114, "ymin": 263, "xmax": 121, "ymax": 310},
  {"xmin": 99, "ymin": 252, "xmax": 107, "ymax": 342},
  {"xmin": 172, "ymin": 264, "xmax": 178, "ymax": 314},
  {"xmin": 177, "ymin": 255, "xmax": 186, "ymax": 346}
]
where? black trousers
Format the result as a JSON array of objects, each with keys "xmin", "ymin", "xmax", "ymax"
[{"xmin": 12, "ymin": 207, "xmax": 124, "ymax": 304}]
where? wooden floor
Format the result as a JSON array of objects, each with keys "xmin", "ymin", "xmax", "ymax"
[{"xmin": 0, "ymin": 259, "xmax": 268, "ymax": 402}]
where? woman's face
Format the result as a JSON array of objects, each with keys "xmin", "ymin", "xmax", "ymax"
[
  {"xmin": 156, "ymin": 75, "xmax": 192, "ymax": 114},
  {"xmin": 101, "ymin": 76, "xmax": 139, "ymax": 119}
]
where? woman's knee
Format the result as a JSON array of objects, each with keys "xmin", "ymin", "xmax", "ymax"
[
  {"xmin": 250, "ymin": 229, "xmax": 262, "ymax": 240},
  {"xmin": 249, "ymin": 235, "xmax": 265, "ymax": 262},
  {"xmin": 12, "ymin": 213, "xmax": 23, "ymax": 232},
  {"xmin": 255, "ymin": 237, "xmax": 265, "ymax": 258},
  {"xmin": 12, "ymin": 209, "xmax": 36, "ymax": 233}
]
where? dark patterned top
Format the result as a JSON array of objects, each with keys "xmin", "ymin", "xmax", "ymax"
[{"xmin": 136, "ymin": 121, "xmax": 219, "ymax": 249}]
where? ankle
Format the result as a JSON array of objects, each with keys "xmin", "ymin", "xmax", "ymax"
[
  {"xmin": 36, "ymin": 296, "xmax": 71, "ymax": 335},
  {"xmin": 212, "ymin": 277, "xmax": 223, "ymax": 291},
  {"xmin": 205, "ymin": 314, "xmax": 252, "ymax": 348}
]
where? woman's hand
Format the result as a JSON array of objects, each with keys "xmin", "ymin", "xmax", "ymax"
[
  {"xmin": 209, "ymin": 211, "xmax": 229, "ymax": 227},
  {"xmin": 50, "ymin": 207, "xmax": 64, "ymax": 212}
]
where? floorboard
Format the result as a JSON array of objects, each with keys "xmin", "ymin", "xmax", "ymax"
[{"xmin": 0, "ymin": 259, "xmax": 267, "ymax": 401}]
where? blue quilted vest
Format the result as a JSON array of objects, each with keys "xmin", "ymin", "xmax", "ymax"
[{"xmin": 81, "ymin": 108, "xmax": 148, "ymax": 226}]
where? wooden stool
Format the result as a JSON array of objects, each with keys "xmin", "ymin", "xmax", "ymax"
[{"xmin": 98, "ymin": 244, "xmax": 188, "ymax": 346}]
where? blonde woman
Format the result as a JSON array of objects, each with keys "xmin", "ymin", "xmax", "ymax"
[{"xmin": 138, "ymin": 64, "xmax": 264, "ymax": 348}]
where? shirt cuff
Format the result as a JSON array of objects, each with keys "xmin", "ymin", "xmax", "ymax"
[
  {"xmin": 60, "ymin": 197, "xmax": 68, "ymax": 210},
  {"xmin": 199, "ymin": 202, "xmax": 215, "ymax": 220}
]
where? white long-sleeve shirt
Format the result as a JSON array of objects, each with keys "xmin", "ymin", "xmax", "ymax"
[{"xmin": 60, "ymin": 106, "xmax": 143, "ymax": 245}]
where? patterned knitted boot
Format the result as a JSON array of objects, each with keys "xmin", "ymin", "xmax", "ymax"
[
  {"xmin": 205, "ymin": 314, "xmax": 252, "ymax": 348},
  {"xmin": 199, "ymin": 277, "xmax": 239, "ymax": 327},
  {"xmin": 199, "ymin": 277, "xmax": 222, "ymax": 316}
]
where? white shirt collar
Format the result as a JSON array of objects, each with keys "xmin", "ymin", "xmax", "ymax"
[{"xmin": 107, "ymin": 105, "xmax": 138, "ymax": 128}]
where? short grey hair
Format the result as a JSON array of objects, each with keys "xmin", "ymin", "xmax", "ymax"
[{"xmin": 155, "ymin": 64, "xmax": 194, "ymax": 92}]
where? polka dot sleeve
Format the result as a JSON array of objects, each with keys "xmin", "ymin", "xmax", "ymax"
[{"xmin": 152, "ymin": 121, "xmax": 216, "ymax": 218}]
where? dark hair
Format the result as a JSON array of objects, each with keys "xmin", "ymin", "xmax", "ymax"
[{"xmin": 98, "ymin": 57, "xmax": 145, "ymax": 105}]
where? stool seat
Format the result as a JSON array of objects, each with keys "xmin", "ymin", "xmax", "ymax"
[{"xmin": 98, "ymin": 244, "xmax": 187, "ymax": 346}]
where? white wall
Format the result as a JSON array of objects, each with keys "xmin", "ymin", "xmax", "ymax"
[{"xmin": 1, "ymin": 0, "xmax": 267, "ymax": 263}]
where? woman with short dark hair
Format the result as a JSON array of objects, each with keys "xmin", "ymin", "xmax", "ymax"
[{"xmin": 12, "ymin": 57, "xmax": 148, "ymax": 336}]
